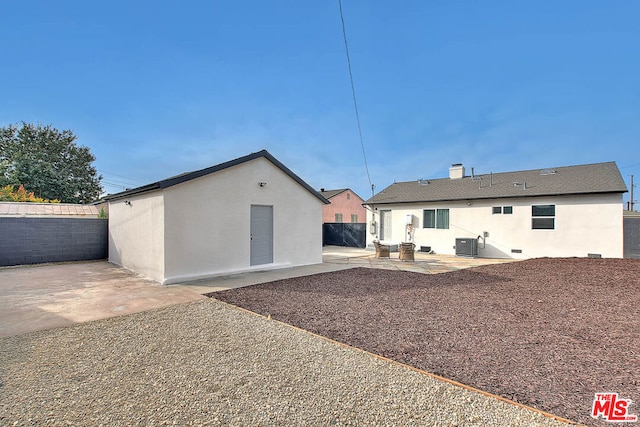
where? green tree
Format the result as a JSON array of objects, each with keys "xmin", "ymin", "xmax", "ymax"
[{"xmin": 0, "ymin": 122, "xmax": 103, "ymax": 203}]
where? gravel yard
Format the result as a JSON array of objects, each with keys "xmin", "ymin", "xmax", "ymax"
[
  {"xmin": 0, "ymin": 299, "xmax": 569, "ymax": 426},
  {"xmin": 212, "ymin": 258, "xmax": 640, "ymax": 427}
]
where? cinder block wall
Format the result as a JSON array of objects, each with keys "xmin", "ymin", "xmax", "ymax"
[
  {"xmin": 624, "ymin": 217, "xmax": 640, "ymax": 259},
  {"xmin": 0, "ymin": 218, "xmax": 108, "ymax": 266}
]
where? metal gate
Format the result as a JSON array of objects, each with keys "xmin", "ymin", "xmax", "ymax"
[{"xmin": 323, "ymin": 223, "xmax": 366, "ymax": 248}]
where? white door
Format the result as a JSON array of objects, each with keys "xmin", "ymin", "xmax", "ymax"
[
  {"xmin": 250, "ymin": 205, "xmax": 273, "ymax": 266},
  {"xmin": 380, "ymin": 210, "xmax": 392, "ymax": 241}
]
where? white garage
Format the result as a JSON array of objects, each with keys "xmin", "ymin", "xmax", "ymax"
[{"xmin": 105, "ymin": 150, "xmax": 328, "ymax": 284}]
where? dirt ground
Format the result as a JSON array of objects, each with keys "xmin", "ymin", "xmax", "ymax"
[{"xmin": 210, "ymin": 258, "xmax": 640, "ymax": 426}]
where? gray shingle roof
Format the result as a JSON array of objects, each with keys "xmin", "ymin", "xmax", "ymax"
[
  {"xmin": 104, "ymin": 150, "xmax": 329, "ymax": 204},
  {"xmin": 365, "ymin": 161, "xmax": 627, "ymax": 205},
  {"xmin": 320, "ymin": 189, "xmax": 348, "ymax": 199},
  {"xmin": 319, "ymin": 188, "xmax": 365, "ymax": 201}
]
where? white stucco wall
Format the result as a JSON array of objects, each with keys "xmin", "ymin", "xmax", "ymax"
[
  {"xmin": 108, "ymin": 191, "xmax": 165, "ymax": 282},
  {"xmin": 161, "ymin": 157, "xmax": 323, "ymax": 284},
  {"xmin": 367, "ymin": 193, "xmax": 624, "ymax": 259}
]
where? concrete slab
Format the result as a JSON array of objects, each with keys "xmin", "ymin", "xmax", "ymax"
[
  {"xmin": 175, "ymin": 261, "xmax": 356, "ymax": 294},
  {"xmin": 320, "ymin": 245, "xmax": 515, "ymax": 274},
  {"xmin": 0, "ymin": 247, "xmax": 514, "ymax": 338},
  {"xmin": 0, "ymin": 261, "xmax": 205, "ymax": 337},
  {"xmin": 175, "ymin": 246, "xmax": 515, "ymax": 293}
]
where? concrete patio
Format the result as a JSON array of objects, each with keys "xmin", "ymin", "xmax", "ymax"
[
  {"xmin": 0, "ymin": 246, "xmax": 515, "ymax": 337},
  {"xmin": 321, "ymin": 245, "xmax": 516, "ymax": 274},
  {"xmin": 177, "ymin": 246, "xmax": 515, "ymax": 294}
]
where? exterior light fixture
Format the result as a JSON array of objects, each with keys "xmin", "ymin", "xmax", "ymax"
[{"xmin": 258, "ymin": 182, "xmax": 267, "ymax": 187}]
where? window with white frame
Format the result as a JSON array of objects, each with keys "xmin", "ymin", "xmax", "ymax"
[
  {"xmin": 423, "ymin": 209, "xmax": 435, "ymax": 228},
  {"xmin": 423, "ymin": 209, "xmax": 449, "ymax": 229},
  {"xmin": 493, "ymin": 206, "xmax": 513, "ymax": 214},
  {"xmin": 532, "ymin": 205, "xmax": 555, "ymax": 229}
]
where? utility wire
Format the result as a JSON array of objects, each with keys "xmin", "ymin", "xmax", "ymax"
[
  {"xmin": 98, "ymin": 170, "xmax": 144, "ymax": 184},
  {"xmin": 338, "ymin": 0, "xmax": 373, "ymax": 195},
  {"xmin": 100, "ymin": 177, "xmax": 139, "ymax": 187},
  {"xmin": 102, "ymin": 181, "xmax": 129, "ymax": 190}
]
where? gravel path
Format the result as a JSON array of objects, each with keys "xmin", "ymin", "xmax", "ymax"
[
  {"xmin": 213, "ymin": 259, "xmax": 640, "ymax": 426},
  {"xmin": 0, "ymin": 298, "xmax": 570, "ymax": 426}
]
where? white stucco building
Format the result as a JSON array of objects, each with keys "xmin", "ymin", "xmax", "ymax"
[
  {"xmin": 105, "ymin": 150, "xmax": 328, "ymax": 284},
  {"xmin": 365, "ymin": 162, "xmax": 628, "ymax": 259}
]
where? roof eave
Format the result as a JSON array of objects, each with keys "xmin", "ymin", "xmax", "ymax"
[
  {"xmin": 365, "ymin": 189, "xmax": 628, "ymax": 205},
  {"xmin": 103, "ymin": 150, "xmax": 330, "ymax": 205},
  {"xmin": 103, "ymin": 183, "xmax": 162, "ymax": 202},
  {"xmin": 260, "ymin": 151, "xmax": 330, "ymax": 204}
]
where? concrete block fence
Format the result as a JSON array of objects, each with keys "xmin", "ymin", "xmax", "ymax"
[{"xmin": 0, "ymin": 218, "xmax": 108, "ymax": 267}]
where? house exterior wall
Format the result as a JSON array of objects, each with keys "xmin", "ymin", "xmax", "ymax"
[
  {"xmin": 367, "ymin": 193, "xmax": 624, "ymax": 259},
  {"xmin": 108, "ymin": 192, "xmax": 165, "ymax": 282},
  {"xmin": 322, "ymin": 190, "xmax": 366, "ymax": 223},
  {"xmin": 162, "ymin": 157, "xmax": 323, "ymax": 284}
]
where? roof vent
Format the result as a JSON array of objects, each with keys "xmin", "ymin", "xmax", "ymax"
[
  {"xmin": 417, "ymin": 179, "xmax": 430, "ymax": 186},
  {"xmin": 449, "ymin": 163, "xmax": 465, "ymax": 179},
  {"xmin": 540, "ymin": 168, "xmax": 556, "ymax": 176},
  {"xmin": 513, "ymin": 181, "xmax": 528, "ymax": 189}
]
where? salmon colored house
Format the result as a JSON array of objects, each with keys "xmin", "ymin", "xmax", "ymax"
[{"xmin": 319, "ymin": 188, "xmax": 366, "ymax": 224}]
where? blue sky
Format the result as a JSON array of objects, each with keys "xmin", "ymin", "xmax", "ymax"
[{"xmin": 1, "ymin": 1, "xmax": 638, "ymax": 206}]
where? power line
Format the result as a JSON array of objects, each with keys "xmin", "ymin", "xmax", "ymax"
[
  {"xmin": 338, "ymin": 0, "xmax": 373, "ymax": 194},
  {"xmin": 100, "ymin": 177, "xmax": 140, "ymax": 187},
  {"xmin": 98, "ymin": 170, "xmax": 144, "ymax": 184},
  {"xmin": 102, "ymin": 181, "xmax": 129, "ymax": 190}
]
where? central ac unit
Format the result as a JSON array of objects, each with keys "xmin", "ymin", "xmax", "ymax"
[{"xmin": 455, "ymin": 238, "xmax": 478, "ymax": 257}]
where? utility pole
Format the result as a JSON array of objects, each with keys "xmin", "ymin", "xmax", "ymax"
[
  {"xmin": 370, "ymin": 184, "xmax": 377, "ymax": 238},
  {"xmin": 630, "ymin": 175, "xmax": 635, "ymax": 212}
]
